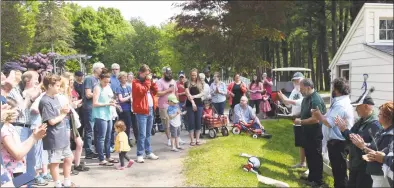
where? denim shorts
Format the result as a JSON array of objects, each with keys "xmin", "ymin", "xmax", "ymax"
[
  {"xmin": 170, "ymin": 125, "xmax": 181, "ymax": 138},
  {"xmin": 48, "ymin": 146, "xmax": 73, "ymax": 164}
]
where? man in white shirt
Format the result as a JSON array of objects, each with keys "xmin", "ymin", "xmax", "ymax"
[{"xmin": 278, "ymin": 72, "xmax": 306, "ymax": 169}]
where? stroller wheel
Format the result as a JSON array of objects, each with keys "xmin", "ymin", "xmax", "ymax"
[
  {"xmin": 221, "ymin": 126, "xmax": 229, "ymax": 136},
  {"xmin": 232, "ymin": 127, "xmax": 241, "ymax": 135},
  {"xmin": 151, "ymin": 127, "xmax": 156, "ymax": 136},
  {"xmin": 208, "ymin": 129, "xmax": 217, "ymax": 138},
  {"xmin": 252, "ymin": 134, "xmax": 258, "ymax": 139}
]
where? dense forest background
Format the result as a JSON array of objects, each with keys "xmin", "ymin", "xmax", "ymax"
[{"xmin": 1, "ymin": 0, "xmax": 391, "ymax": 91}]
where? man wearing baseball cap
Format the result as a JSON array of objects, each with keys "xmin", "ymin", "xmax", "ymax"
[
  {"xmin": 278, "ymin": 72, "xmax": 307, "ymax": 169},
  {"xmin": 329, "ymin": 88, "xmax": 381, "ymax": 188},
  {"xmin": 156, "ymin": 67, "xmax": 181, "ymax": 146}
]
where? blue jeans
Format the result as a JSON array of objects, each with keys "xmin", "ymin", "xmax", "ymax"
[
  {"xmin": 15, "ymin": 126, "xmax": 35, "ymax": 187},
  {"xmin": 94, "ymin": 118, "xmax": 113, "ymax": 161},
  {"xmin": 212, "ymin": 101, "xmax": 226, "ymax": 115},
  {"xmin": 135, "ymin": 107, "xmax": 154, "ymax": 157},
  {"xmin": 83, "ymin": 108, "xmax": 95, "ymax": 155},
  {"xmin": 186, "ymin": 106, "xmax": 203, "ymax": 132}
]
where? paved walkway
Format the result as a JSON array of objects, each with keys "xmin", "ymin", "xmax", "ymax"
[{"xmin": 52, "ymin": 131, "xmax": 192, "ymax": 187}]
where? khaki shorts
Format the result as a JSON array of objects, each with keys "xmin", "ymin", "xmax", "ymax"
[
  {"xmin": 48, "ymin": 146, "xmax": 73, "ymax": 164},
  {"xmin": 159, "ymin": 108, "xmax": 170, "ymax": 131}
]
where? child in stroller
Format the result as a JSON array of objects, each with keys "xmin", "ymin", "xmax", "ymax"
[{"xmin": 202, "ymin": 101, "xmax": 229, "ymax": 138}]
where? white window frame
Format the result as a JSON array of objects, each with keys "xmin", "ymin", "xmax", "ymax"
[
  {"xmin": 336, "ymin": 62, "xmax": 352, "ymax": 89},
  {"xmin": 375, "ymin": 17, "xmax": 394, "ymax": 44},
  {"xmin": 340, "ymin": 68, "xmax": 350, "ymax": 81}
]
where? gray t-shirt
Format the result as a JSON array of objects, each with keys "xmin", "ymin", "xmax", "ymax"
[
  {"xmin": 82, "ymin": 75, "xmax": 98, "ymax": 109},
  {"xmin": 39, "ymin": 95, "xmax": 69, "ymax": 150}
]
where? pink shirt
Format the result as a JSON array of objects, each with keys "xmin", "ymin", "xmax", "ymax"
[
  {"xmin": 157, "ymin": 78, "xmax": 178, "ymax": 109},
  {"xmin": 1, "ymin": 124, "xmax": 26, "ymax": 175},
  {"xmin": 249, "ymin": 83, "xmax": 263, "ymax": 100}
]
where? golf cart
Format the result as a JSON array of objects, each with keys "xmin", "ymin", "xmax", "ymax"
[{"xmin": 269, "ymin": 67, "xmax": 311, "ymax": 118}]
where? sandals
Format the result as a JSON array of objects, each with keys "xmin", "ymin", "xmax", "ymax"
[
  {"xmin": 171, "ymin": 148, "xmax": 180, "ymax": 152},
  {"xmin": 196, "ymin": 141, "xmax": 202, "ymax": 146},
  {"xmin": 99, "ymin": 161, "xmax": 114, "ymax": 166},
  {"xmin": 107, "ymin": 158, "xmax": 119, "ymax": 163},
  {"xmin": 177, "ymin": 147, "xmax": 184, "ymax": 150},
  {"xmin": 190, "ymin": 142, "xmax": 196, "ymax": 146}
]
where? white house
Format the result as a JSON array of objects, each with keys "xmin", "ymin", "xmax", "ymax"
[{"xmin": 329, "ymin": 3, "xmax": 393, "ymax": 109}]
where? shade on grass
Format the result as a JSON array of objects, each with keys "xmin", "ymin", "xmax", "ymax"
[{"xmin": 184, "ymin": 119, "xmax": 334, "ymax": 187}]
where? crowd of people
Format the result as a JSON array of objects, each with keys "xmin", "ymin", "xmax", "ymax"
[
  {"xmin": 277, "ymin": 72, "xmax": 393, "ymax": 188},
  {"xmin": 0, "ymin": 61, "xmax": 392, "ymax": 188}
]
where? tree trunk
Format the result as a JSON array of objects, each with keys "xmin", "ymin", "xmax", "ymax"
[
  {"xmin": 331, "ymin": 0, "xmax": 337, "ymax": 57},
  {"xmin": 275, "ymin": 42, "xmax": 281, "ymax": 70},
  {"xmin": 319, "ymin": 1, "xmax": 330, "ymax": 89},
  {"xmin": 281, "ymin": 40, "xmax": 289, "ymax": 80},
  {"xmin": 339, "ymin": 1, "xmax": 344, "ymax": 43},
  {"xmin": 344, "ymin": 5, "xmax": 350, "ymax": 34},
  {"xmin": 296, "ymin": 40, "xmax": 301, "ymax": 67},
  {"xmin": 290, "ymin": 42, "xmax": 294, "ymax": 67},
  {"xmin": 308, "ymin": 14, "xmax": 315, "ymax": 84}
]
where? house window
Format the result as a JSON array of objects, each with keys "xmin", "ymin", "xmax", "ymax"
[
  {"xmin": 379, "ymin": 19, "xmax": 393, "ymax": 40},
  {"xmin": 337, "ymin": 64, "xmax": 350, "ymax": 82}
]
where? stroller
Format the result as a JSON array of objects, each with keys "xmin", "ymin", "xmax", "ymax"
[
  {"xmin": 267, "ymin": 90, "xmax": 291, "ymax": 117},
  {"xmin": 202, "ymin": 101, "xmax": 229, "ymax": 139}
]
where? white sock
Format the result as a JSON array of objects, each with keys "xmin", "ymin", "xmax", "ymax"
[
  {"xmin": 55, "ymin": 180, "xmax": 62, "ymax": 188},
  {"xmin": 41, "ymin": 172, "xmax": 47, "ymax": 176},
  {"xmin": 63, "ymin": 178, "xmax": 71, "ymax": 187}
]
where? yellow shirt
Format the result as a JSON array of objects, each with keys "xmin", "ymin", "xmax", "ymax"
[{"xmin": 114, "ymin": 132, "xmax": 131, "ymax": 152}]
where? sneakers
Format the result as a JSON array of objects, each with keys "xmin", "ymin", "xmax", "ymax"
[
  {"xmin": 291, "ymin": 163, "xmax": 307, "ymax": 168},
  {"xmin": 33, "ymin": 176, "xmax": 48, "ymax": 186},
  {"xmin": 85, "ymin": 153, "xmax": 98, "ymax": 159},
  {"xmin": 136, "ymin": 156, "xmax": 145, "ymax": 163},
  {"xmin": 146, "ymin": 153, "xmax": 159, "ymax": 160},
  {"xmin": 116, "ymin": 165, "xmax": 125, "ymax": 170},
  {"xmin": 178, "ymin": 139, "xmax": 186, "ymax": 145},
  {"xmin": 167, "ymin": 139, "xmax": 171, "ymax": 146},
  {"xmin": 127, "ymin": 160, "xmax": 134, "ymax": 168},
  {"xmin": 74, "ymin": 165, "xmax": 90, "ymax": 171},
  {"xmin": 41, "ymin": 173, "xmax": 53, "ymax": 182},
  {"xmin": 171, "ymin": 148, "xmax": 179, "ymax": 152}
]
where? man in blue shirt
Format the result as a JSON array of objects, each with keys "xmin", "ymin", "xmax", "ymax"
[
  {"xmin": 312, "ymin": 78, "xmax": 354, "ymax": 188},
  {"xmin": 110, "ymin": 63, "xmax": 121, "ymax": 93},
  {"xmin": 110, "ymin": 63, "xmax": 121, "ymax": 151}
]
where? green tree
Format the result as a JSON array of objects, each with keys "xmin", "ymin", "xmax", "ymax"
[
  {"xmin": 1, "ymin": 1, "xmax": 34, "ymax": 62},
  {"xmin": 130, "ymin": 18, "xmax": 163, "ymax": 74},
  {"xmin": 33, "ymin": 1, "xmax": 74, "ymax": 53}
]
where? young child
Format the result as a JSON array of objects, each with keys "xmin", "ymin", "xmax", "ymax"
[
  {"xmin": 167, "ymin": 94, "xmax": 184, "ymax": 152},
  {"xmin": 39, "ymin": 74, "xmax": 75, "ymax": 187},
  {"xmin": 259, "ymin": 90, "xmax": 271, "ymax": 119},
  {"xmin": 202, "ymin": 102, "xmax": 213, "ymax": 119},
  {"xmin": 114, "ymin": 120, "xmax": 134, "ymax": 170}
]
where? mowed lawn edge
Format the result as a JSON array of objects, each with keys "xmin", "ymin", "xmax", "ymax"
[{"xmin": 183, "ymin": 119, "xmax": 334, "ymax": 187}]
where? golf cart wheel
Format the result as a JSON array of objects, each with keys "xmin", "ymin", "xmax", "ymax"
[
  {"xmin": 221, "ymin": 126, "xmax": 229, "ymax": 136},
  {"xmin": 252, "ymin": 134, "xmax": 258, "ymax": 139},
  {"xmin": 208, "ymin": 129, "xmax": 217, "ymax": 138},
  {"xmin": 151, "ymin": 127, "xmax": 156, "ymax": 136},
  {"xmin": 232, "ymin": 127, "xmax": 241, "ymax": 135}
]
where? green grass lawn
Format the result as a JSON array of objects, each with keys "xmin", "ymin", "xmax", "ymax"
[{"xmin": 184, "ymin": 119, "xmax": 334, "ymax": 187}]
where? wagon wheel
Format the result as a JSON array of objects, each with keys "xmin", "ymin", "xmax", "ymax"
[
  {"xmin": 252, "ymin": 134, "xmax": 258, "ymax": 139},
  {"xmin": 208, "ymin": 129, "xmax": 217, "ymax": 139},
  {"xmin": 221, "ymin": 126, "xmax": 229, "ymax": 136},
  {"xmin": 151, "ymin": 127, "xmax": 156, "ymax": 136},
  {"xmin": 232, "ymin": 127, "xmax": 241, "ymax": 135}
]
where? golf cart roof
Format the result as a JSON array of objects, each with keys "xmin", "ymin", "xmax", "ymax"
[{"xmin": 271, "ymin": 67, "xmax": 311, "ymax": 72}]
